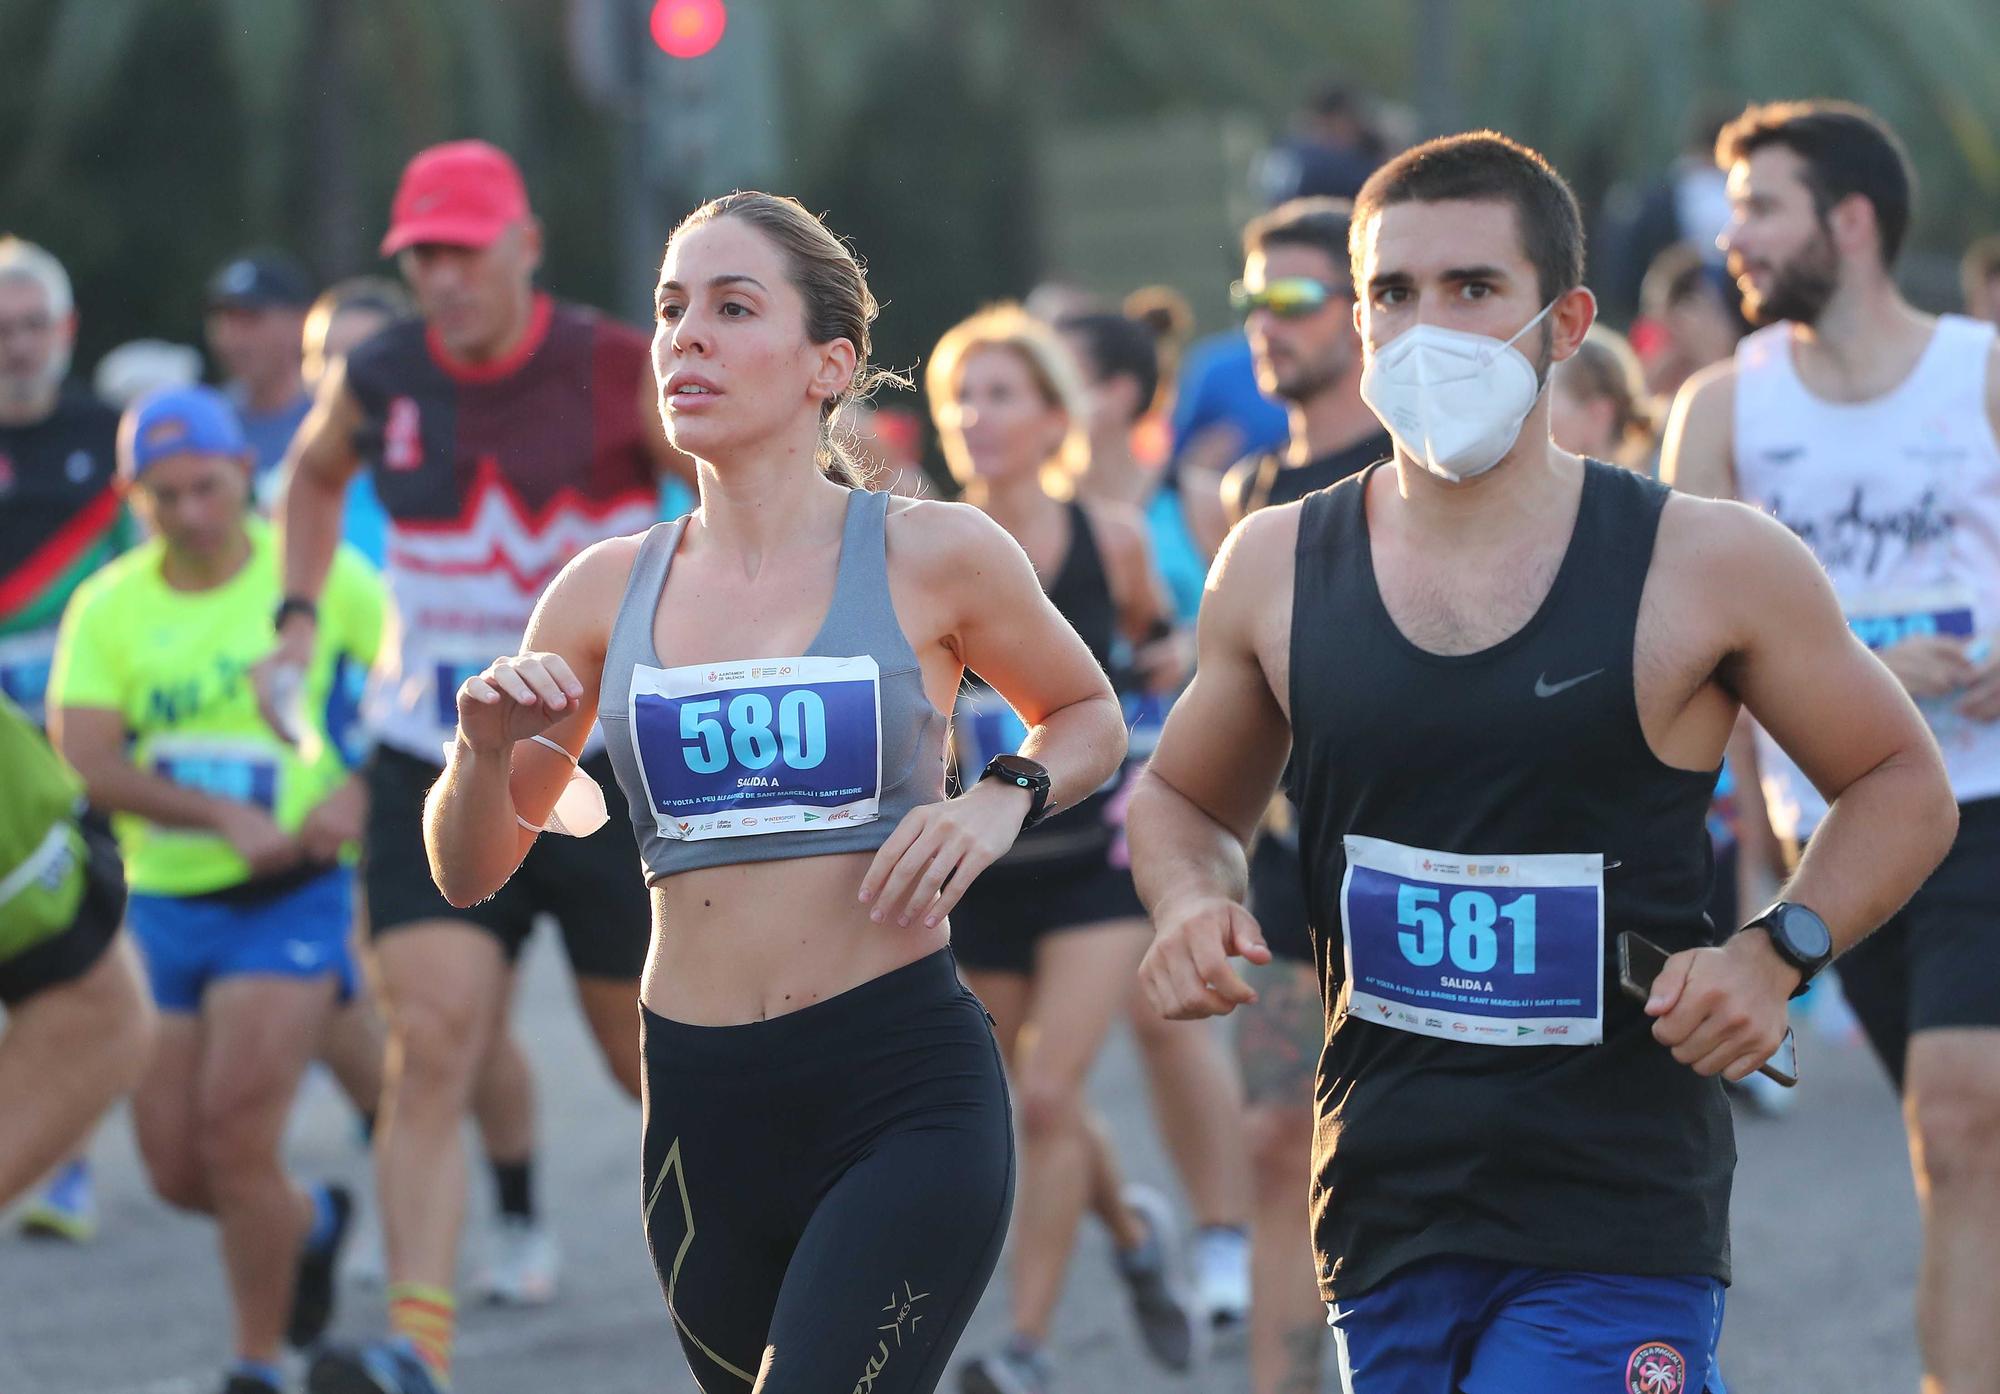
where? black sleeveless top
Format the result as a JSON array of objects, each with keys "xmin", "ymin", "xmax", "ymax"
[
  {"xmin": 956, "ymin": 501, "xmax": 1119, "ymax": 869},
  {"xmin": 1290, "ymin": 460, "xmax": 1732, "ymax": 1300},
  {"xmin": 1231, "ymin": 431, "xmax": 1392, "ymax": 517}
]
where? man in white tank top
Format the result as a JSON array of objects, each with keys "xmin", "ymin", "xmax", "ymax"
[{"xmin": 1664, "ymin": 100, "xmax": 2000, "ymax": 1393}]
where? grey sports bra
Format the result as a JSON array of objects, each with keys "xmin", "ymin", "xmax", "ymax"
[{"xmin": 598, "ymin": 488, "xmax": 948, "ymax": 886}]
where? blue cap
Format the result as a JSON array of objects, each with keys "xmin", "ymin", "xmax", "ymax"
[{"xmin": 120, "ymin": 386, "xmax": 248, "ymax": 480}]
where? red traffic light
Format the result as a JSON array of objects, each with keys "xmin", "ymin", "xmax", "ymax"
[{"xmin": 650, "ymin": 0, "xmax": 727, "ymax": 59}]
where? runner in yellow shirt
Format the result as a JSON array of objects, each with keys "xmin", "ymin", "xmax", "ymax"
[
  {"xmin": 49, "ymin": 386, "xmax": 384, "ymax": 1394},
  {"xmin": 0, "ymin": 692, "xmax": 153, "ymax": 1208}
]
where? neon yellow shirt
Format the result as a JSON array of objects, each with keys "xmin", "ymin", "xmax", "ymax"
[{"xmin": 48, "ymin": 521, "xmax": 385, "ymax": 896}]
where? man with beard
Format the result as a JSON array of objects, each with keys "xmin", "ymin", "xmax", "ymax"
[
  {"xmin": 1217, "ymin": 195, "xmax": 1393, "ymax": 1394},
  {"xmin": 1664, "ymin": 100, "xmax": 2000, "ymax": 1393}
]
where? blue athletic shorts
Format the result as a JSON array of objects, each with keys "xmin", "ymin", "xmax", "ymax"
[
  {"xmin": 127, "ymin": 866, "xmax": 358, "ymax": 1013},
  {"xmin": 1328, "ymin": 1255, "xmax": 1728, "ymax": 1394}
]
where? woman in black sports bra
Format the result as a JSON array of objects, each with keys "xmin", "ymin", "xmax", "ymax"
[
  {"xmin": 418, "ymin": 199, "xmax": 1128, "ymax": 1394},
  {"xmin": 927, "ymin": 305, "xmax": 1207, "ymax": 1391}
]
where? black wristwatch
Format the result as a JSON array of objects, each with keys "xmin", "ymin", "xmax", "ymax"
[
  {"xmin": 273, "ymin": 596, "xmax": 317, "ymax": 632},
  {"xmin": 979, "ymin": 754, "xmax": 1053, "ymax": 832},
  {"xmin": 1739, "ymin": 901, "xmax": 1834, "ymax": 998}
]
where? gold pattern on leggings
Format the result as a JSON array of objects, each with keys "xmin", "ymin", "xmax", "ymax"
[{"xmin": 645, "ymin": 1138, "xmax": 756, "ymax": 1386}]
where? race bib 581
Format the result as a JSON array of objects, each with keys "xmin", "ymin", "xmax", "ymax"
[{"xmin": 1340, "ymin": 834, "xmax": 1604, "ymax": 1046}]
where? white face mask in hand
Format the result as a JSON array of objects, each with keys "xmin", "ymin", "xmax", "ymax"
[
  {"xmin": 1359, "ymin": 301, "xmax": 1557, "ymax": 483},
  {"xmin": 441, "ymin": 734, "xmax": 611, "ymax": 837}
]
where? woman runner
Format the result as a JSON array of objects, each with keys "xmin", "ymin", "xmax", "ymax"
[
  {"xmin": 420, "ymin": 195, "xmax": 1127, "ymax": 1394},
  {"xmin": 929, "ymin": 306, "xmax": 1206, "ymax": 1393}
]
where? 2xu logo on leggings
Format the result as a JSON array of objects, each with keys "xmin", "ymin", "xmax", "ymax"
[{"xmin": 852, "ymin": 1281, "xmax": 930, "ymax": 1393}]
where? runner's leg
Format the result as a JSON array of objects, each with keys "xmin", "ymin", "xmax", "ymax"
[
  {"xmin": 198, "ymin": 973, "xmax": 339, "ymax": 1363},
  {"xmin": 373, "ymin": 922, "xmax": 511, "ymax": 1290},
  {"xmin": 1906, "ymin": 1030, "xmax": 2000, "ymax": 1390},
  {"xmin": 0, "ymin": 939, "xmax": 151, "ymax": 1206},
  {"xmin": 1237, "ymin": 957, "xmax": 1329, "ymax": 1394},
  {"xmin": 1006, "ymin": 921, "xmax": 1151, "ymax": 1342}
]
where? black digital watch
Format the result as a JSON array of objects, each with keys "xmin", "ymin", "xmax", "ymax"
[{"xmin": 979, "ymin": 754, "xmax": 1053, "ymax": 832}]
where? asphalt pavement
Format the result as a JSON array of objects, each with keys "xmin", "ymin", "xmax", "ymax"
[{"xmin": 0, "ymin": 929, "xmax": 1920, "ymax": 1394}]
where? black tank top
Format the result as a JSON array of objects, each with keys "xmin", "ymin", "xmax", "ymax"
[
  {"xmin": 1291, "ymin": 460, "xmax": 1732, "ymax": 1300},
  {"xmin": 956, "ymin": 501, "xmax": 1119, "ymax": 868},
  {"xmin": 1232, "ymin": 431, "xmax": 1392, "ymax": 517}
]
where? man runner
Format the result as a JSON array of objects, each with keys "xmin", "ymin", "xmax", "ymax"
[
  {"xmin": 265, "ymin": 140, "xmax": 679, "ymax": 1394},
  {"xmin": 50, "ymin": 386, "xmax": 380, "ymax": 1394},
  {"xmin": 1663, "ymin": 99, "xmax": 2000, "ymax": 1393},
  {"xmin": 1128, "ymin": 130, "xmax": 1958, "ymax": 1391},
  {"xmin": 1217, "ymin": 194, "xmax": 1392, "ymax": 1394}
]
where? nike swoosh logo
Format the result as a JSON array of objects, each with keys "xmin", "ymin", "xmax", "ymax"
[{"xmin": 1534, "ymin": 668, "xmax": 1605, "ymax": 698}]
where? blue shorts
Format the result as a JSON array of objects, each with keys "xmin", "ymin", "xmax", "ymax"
[
  {"xmin": 127, "ymin": 867, "xmax": 358, "ymax": 1014},
  {"xmin": 1328, "ymin": 1256, "xmax": 1727, "ymax": 1394}
]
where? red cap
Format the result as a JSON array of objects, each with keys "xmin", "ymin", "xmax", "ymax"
[{"xmin": 380, "ymin": 141, "xmax": 531, "ymax": 257}]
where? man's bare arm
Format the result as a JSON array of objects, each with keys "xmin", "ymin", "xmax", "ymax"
[
  {"xmin": 1129, "ymin": 511, "xmax": 1296, "ymax": 1018},
  {"xmin": 1720, "ymin": 504, "xmax": 1958, "ymax": 949},
  {"xmin": 275, "ymin": 356, "xmax": 364, "ymax": 609},
  {"xmin": 1659, "ymin": 361, "xmax": 1738, "ymax": 500}
]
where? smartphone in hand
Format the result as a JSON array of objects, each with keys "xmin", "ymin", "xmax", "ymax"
[{"xmin": 1618, "ymin": 931, "xmax": 1799, "ymax": 1087}]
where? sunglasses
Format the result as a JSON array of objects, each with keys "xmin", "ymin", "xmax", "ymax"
[{"xmin": 1230, "ymin": 277, "xmax": 1345, "ymax": 319}]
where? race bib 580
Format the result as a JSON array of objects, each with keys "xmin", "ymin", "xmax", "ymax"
[
  {"xmin": 628, "ymin": 655, "xmax": 881, "ymax": 842},
  {"xmin": 1340, "ymin": 835, "xmax": 1604, "ymax": 1046}
]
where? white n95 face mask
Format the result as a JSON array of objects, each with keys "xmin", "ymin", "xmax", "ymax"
[{"xmin": 1358, "ymin": 301, "xmax": 1556, "ymax": 483}]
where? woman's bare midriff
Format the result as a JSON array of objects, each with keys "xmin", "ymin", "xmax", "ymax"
[{"xmin": 638, "ymin": 849, "xmax": 951, "ymax": 1025}]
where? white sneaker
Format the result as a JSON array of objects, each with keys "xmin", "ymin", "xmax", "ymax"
[
  {"xmin": 1191, "ymin": 1226, "xmax": 1250, "ymax": 1329},
  {"xmin": 474, "ymin": 1214, "xmax": 560, "ymax": 1306}
]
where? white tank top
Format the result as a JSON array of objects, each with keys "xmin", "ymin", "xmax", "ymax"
[{"xmin": 1734, "ymin": 314, "xmax": 2000, "ymax": 837}]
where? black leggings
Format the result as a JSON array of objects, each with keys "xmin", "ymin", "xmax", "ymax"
[{"xmin": 641, "ymin": 948, "xmax": 1015, "ymax": 1393}]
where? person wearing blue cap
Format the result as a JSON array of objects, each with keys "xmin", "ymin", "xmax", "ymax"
[
  {"xmin": 205, "ymin": 252, "xmax": 315, "ymax": 506},
  {"xmin": 46, "ymin": 385, "xmax": 387, "ymax": 1394}
]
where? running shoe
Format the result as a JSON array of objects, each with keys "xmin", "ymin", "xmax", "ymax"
[
  {"xmin": 307, "ymin": 1340, "xmax": 443, "ymax": 1394},
  {"xmin": 473, "ymin": 1213, "xmax": 560, "ymax": 1306},
  {"xmin": 958, "ymin": 1344, "xmax": 1052, "ymax": 1394},
  {"xmin": 18, "ymin": 1158, "xmax": 96, "ymax": 1242},
  {"xmin": 1114, "ymin": 1183, "xmax": 1206, "ymax": 1371},
  {"xmin": 288, "ymin": 1183, "xmax": 353, "ymax": 1348},
  {"xmin": 1191, "ymin": 1225, "xmax": 1251, "ymax": 1330},
  {"xmin": 220, "ymin": 1373, "xmax": 282, "ymax": 1394}
]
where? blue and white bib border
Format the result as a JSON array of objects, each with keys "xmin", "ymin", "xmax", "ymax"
[
  {"xmin": 1339, "ymin": 833, "xmax": 1606, "ymax": 1047},
  {"xmin": 628, "ymin": 654, "xmax": 883, "ymax": 843}
]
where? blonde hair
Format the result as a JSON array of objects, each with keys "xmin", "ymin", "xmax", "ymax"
[
  {"xmin": 926, "ymin": 303, "xmax": 1090, "ymax": 494},
  {"xmin": 1556, "ymin": 325, "xmax": 1655, "ymax": 465}
]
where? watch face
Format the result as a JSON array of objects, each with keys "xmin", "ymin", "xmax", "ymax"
[
  {"xmin": 989, "ymin": 754, "xmax": 1048, "ymax": 784},
  {"xmin": 1775, "ymin": 904, "xmax": 1833, "ymax": 961}
]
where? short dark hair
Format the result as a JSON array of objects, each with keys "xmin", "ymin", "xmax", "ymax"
[
  {"xmin": 1058, "ymin": 312, "xmax": 1161, "ymax": 420},
  {"xmin": 1243, "ymin": 197, "xmax": 1354, "ymax": 283},
  {"xmin": 1714, "ymin": 100, "xmax": 1916, "ymax": 268},
  {"xmin": 1350, "ymin": 132, "xmax": 1584, "ymax": 306}
]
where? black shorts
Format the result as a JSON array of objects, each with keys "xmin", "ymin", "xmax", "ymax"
[
  {"xmin": 949, "ymin": 856, "xmax": 1147, "ymax": 975},
  {"xmin": 1249, "ymin": 831, "xmax": 1314, "ymax": 965},
  {"xmin": 641, "ymin": 949, "xmax": 1013, "ymax": 1393},
  {"xmin": 362, "ymin": 744, "xmax": 650, "ymax": 979},
  {"xmin": 0, "ymin": 827, "xmax": 125, "ymax": 1008},
  {"xmin": 1836, "ymin": 796, "xmax": 2000, "ymax": 1090}
]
